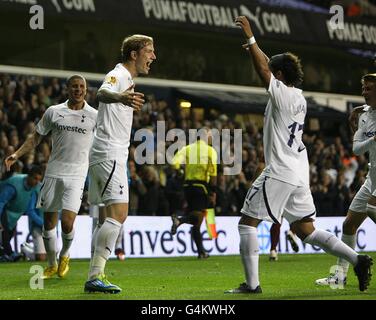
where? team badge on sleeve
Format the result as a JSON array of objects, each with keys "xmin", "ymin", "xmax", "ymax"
[{"xmin": 104, "ymin": 76, "xmax": 117, "ymax": 85}]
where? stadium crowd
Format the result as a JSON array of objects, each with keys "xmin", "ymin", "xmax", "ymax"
[{"xmin": 0, "ymin": 73, "xmax": 367, "ymax": 218}]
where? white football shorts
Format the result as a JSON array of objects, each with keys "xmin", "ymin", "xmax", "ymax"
[
  {"xmin": 349, "ymin": 177, "xmax": 375, "ymax": 213},
  {"xmin": 88, "ymin": 160, "xmax": 129, "ymax": 205},
  {"xmin": 37, "ymin": 176, "xmax": 85, "ymax": 213},
  {"xmin": 241, "ymin": 173, "xmax": 316, "ymax": 224}
]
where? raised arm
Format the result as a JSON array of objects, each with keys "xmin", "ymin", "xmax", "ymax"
[
  {"xmin": 349, "ymin": 105, "xmax": 366, "ymax": 134},
  {"xmin": 4, "ymin": 130, "xmax": 42, "ymax": 171},
  {"xmin": 352, "ymin": 112, "xmax": 375, "ymax": 155},
  {"xmin": 235, "ymin": 16, "xmax": 271, "ymax": 88},
  {"xmin": 353, "ymin": 135, "xmax": 376, "ymax": 156}
]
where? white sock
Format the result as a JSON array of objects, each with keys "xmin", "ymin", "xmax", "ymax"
[
  {"xmin": 88, "ymin": 218, "xmax": 122, "ymax": 280},
  {"xmin": 42, "ymin": 227, "xmax": 57, "ymax": 267},
  {"xmin": 89, "ymin": 223, "xmax": 102, "ymax": 272},
  {"xmin": 336, "ymin": 233, "xmax": 356, "ymax": 277},
  {"xmin": 91, "ymin": 223, "xmax": 102, "ymax": 258},
  {"xmin": 92, "ymin": 216, "xmax": 98, "ymax": 233},
  {"xmin": 238, "ymin": 224, "xmax": 259, "ymax": 290},
  {"xmin": 60, "ymin": 228, "xmax": 75, "ymax": 258},
  {"xmin": 304, "ymin": 229, "xmax": 358, "ymax": 266},
  {"xmin": 115, "ymin": 224, "xmax": 124, "ymax": 250}
]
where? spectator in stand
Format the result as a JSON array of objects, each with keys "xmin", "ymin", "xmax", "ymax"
[
  {"xmin": 138, "ymin": 166, "xmax": 160, "ymax": 216},
  {"xmin": 341, "ymin": 150, "xmax": 359, "ymax": 187},
  {"xmin": 347, "ymin": 1, "xmax": 362, "ymax": 16},
  {"xmin": 128, "ymin": 159, "xmax": 147, "ymax": 215},
  {"xmin": 228, "ymin": 172, "xmax": 250, "ymax": 215},
  {"xmin": 350, "ymin": 169, "xmax": 367, "ymax": 198},
  {"xmin": 0, "ymin": 72, "xmax": 374, "ymax": 219},
  {"xmin": 215, "ymin": 173, "xmax": 233, "ymax": 215},
  {"xmin": 313, "ymin": 173, "xmax": 338, "ymax": 216},
  {"xmin": 336, "ymin": 171, "xmax": 351, "ymax": 215}
]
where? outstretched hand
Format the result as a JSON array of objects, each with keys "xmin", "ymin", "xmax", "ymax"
[
  {"xmin": 119, "ymin": 84, "xmax": 145, "ymax": 111},
  {"xmin": 4, "ymin": 153, "xmax": 17, "ymax": 172},
  {"xmin": 235, "ymin": 16, "xmax": 253, "ymax": 39}
]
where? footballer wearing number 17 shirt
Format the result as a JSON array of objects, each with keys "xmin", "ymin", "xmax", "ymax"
[{"xmin": 225, "ymin": 16, "xmax": 372, "ymax": 294}]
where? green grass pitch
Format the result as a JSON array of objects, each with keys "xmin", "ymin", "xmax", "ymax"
[{"xmin": 0, "ymin": 253, "xmax": 375, "ymax": 300}]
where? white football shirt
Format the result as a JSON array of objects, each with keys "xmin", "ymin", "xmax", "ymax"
[
  {"xmin": 89, "ymin": 63, "xmax": 134, "ymax": 165},
  {"xmin": 36, "ymin": 101, "xmax": 97, "ymax": 178},
  {"xmin": 262, "ymin": 74, "xmax": 309, "ymax": 187},
  {"xmin": 353, "ymin": 105, "xmax": 376, "ymax": 185}
]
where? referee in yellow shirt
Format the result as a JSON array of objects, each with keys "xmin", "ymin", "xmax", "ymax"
[{"xmin": 170, "ymin": 127, "xmax": 217, "ymax": 259}]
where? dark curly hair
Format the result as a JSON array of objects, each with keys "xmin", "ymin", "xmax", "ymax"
[
  {"xmin": 362, "ymin": 73, "xmax": 376, "ymax": 83},
  {"xmin": 268, "ymin": 52, "xmax": 304, "ymax": 87}
]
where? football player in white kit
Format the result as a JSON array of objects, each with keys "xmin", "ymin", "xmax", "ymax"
[
  {"xmin": 84, "ymin": 35, "xmax": 156, "ymax": 294},
  {"xmin": 316, "ymin": 73, "xmax": 376, "ymax": 286},
  {"xmin": 225, "ymin": 16, "xmax": 373, "ymax": 294},
  {"xmin": 5, "ymin": 75, "xmax": 97, "ymax": 279}
]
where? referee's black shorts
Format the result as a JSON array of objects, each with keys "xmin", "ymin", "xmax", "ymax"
[{"xmin": 184, "ymin": 181, "xmax": 208, "ymax": 212}]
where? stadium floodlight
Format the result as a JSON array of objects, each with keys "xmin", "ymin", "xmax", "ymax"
[{"xmin": 179, "ymin": 100, "xmax": 191, "ymax": 108}]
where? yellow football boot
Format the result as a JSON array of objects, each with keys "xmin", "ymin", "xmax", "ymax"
[
  {"xmin": 42, "ymin": 265, "xmax": 58, "ymax": 279},
  {"xmin": 58, "ymin": 256, "xmax": 70, "ymax": 278}
]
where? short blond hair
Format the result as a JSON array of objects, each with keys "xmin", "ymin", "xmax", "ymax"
[{"xmin": 121, "ymin": 34, "xmax": 153, "ymax": 62}]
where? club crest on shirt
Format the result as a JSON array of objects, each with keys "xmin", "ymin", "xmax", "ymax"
[{"xmin": 105, "ymin": 76, "xmax": 117, "ymax": 85}]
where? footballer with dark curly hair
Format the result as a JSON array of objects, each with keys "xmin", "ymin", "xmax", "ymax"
[{"xmin": 225, "ymin": 16, "xmax": 373, "ymax": 294}]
